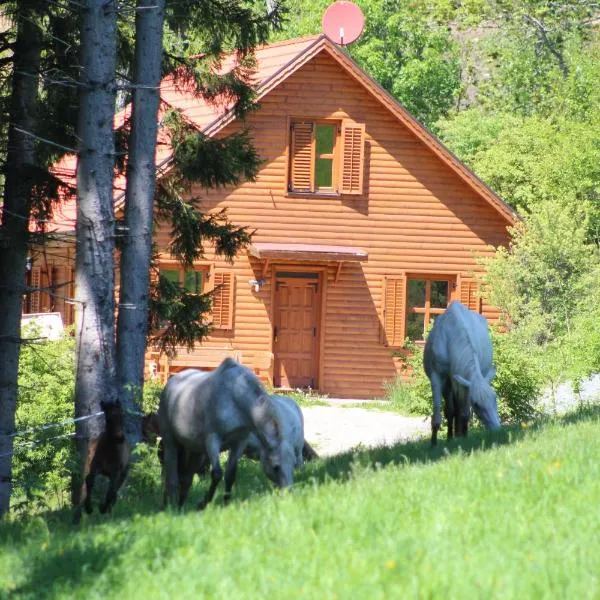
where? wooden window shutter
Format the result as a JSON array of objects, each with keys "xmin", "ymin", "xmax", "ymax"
[
  {"xmin": 29, "ymin": 266, "xmax": 41, "ymax": 313},
  {"xmin": 66, "ymin": 267, "xmax": 76, "ymax": 326},
  {"xmin": 459, "ymin": 277, "xmax": 481, "ymax": 313},
  {"xmin": 381, "ymin": 275, "xmax": 406, "ymax": 347},
  {"xmin": 290, "ymin": 122, "xmax": 314, "ymax": 193},
  {"xmin": 339, "ymin": 122, "xmax": 365, "ymax": 195},
  {"xmin": 212, "ymin": 270, "xmax": 234, "ymax": 330}
]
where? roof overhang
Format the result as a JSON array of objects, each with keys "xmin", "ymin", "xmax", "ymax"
[{"xmin": 249, "ymin": 242, "xmax": 368, "ymax": 262}]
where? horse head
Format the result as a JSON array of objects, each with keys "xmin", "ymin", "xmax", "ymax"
[
  {"xmin": 453, "ymin": 372, "xmax": 500, "ymax": 431},
  {"xmin": 251, "ymin": 394, "xmax": 294, "ymax": 488}
]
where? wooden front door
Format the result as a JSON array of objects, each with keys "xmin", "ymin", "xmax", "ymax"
[{"xmin": 273, "ymin": 271, "xmax": 321, "ymax": 389}]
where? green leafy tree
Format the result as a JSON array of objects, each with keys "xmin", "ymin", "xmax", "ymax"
[{"xmin": 481, "ymin": 199, "xmax": 597, "ymax": 345}]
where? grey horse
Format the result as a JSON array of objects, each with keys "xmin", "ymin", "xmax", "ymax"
[
  {"xmin": 424, "ymin": 300, "xmax": 501, "ymax": 445},
  {"xmin": 158, "ymin": 359, "xmax": 290, "ymax": 509}
]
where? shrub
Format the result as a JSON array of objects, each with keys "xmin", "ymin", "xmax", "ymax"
[
  {"xmin": 490, "ymin": 329, "xmax": 542, "ymax": 424},
  {"xmin": 142, "ymin": 378, "xmax": 164, "ymax": 414},
  {"xmin": 13, "ymin": 331, "xmax": 76, "ymax": 512}
]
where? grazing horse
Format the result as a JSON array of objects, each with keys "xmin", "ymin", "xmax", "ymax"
[
  {"xmin": 158, "ymin": 360, "xmax": 291, "ymax": 510},
  {"xmin": 73, "ymin": 400, "xmax": 131, "ymax": 524},
  {"xmin": 424, "ymin": 301, "xmax": 500, "ymax": 446},
  {"xmin": 143, "ymin": 395, "xmax": 317, "ymax": 507}
]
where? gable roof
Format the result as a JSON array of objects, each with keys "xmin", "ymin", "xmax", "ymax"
[{"xmin": 48, "ymin": 34, "xmax": 516, "ymax": 232}]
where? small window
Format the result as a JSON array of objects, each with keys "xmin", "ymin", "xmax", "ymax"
[
  {"xmin": 382, "ymin": 274, "xmax": 455, "ymax": 346},
  {"xmin": 407, "ymin": 278, "xmax": 451, "ymax": 341},
  {"xmin": 159, "ymin": 267, "xmax": 205, "ymax": 294},
  {"xmin": 288, "ymin": 120, "xmax": 365, "ymax": 195}
]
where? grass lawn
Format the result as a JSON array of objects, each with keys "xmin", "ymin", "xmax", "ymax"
[{"xmin": 1, "ymin": 407, "xmax": 600, "ymax": 599}]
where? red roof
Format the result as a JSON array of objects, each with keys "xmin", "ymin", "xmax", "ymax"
[{"xmin": 46, "ymin": 34, "xmax": 516, "ymax": 233}]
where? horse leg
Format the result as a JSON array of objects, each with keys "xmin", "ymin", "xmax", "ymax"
[
  {"xmin": 223, "ymin": 435, "xmax": 249, "ymax": 505},
  {"xmin": 430, "ymin": 373, "xmax": 444, "ymax": 446},
  {"xmin": 101, "ymin": 463, "xmax": 129, "ymax": 514},
  {"xmin": 198, "ymin": 434, "xmax": 222, "ymax": 511},
  {"xmin": 161, "ymin": 434, "xmax": 180, "ymax": 509},
  {"xmin": 178, "ymin": 449, "xmax": 196, "ymax": 508}
]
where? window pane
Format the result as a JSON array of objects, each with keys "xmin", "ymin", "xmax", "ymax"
[
  {"xmin": 407, "ymin": 279, "xmax": 426, "ymax": 309},
  {"xmin": 430, "ymin": 280, "xmax": 449, "ymax": 309},
  {"xmin": 161, "ymin": 270, "xmax": 179, "ymax": 286},
  {"xmin": 315, "ymin": 124, "xmax": 335, "ymax": 155},
  {"xmin": 184, "ymin": 270, "xmax": 202, "ymax": 294},
  {"xmin": 315, "ymin": 158, "xmax": 333, "ymax": 188},
  {"xmin": 407, "ymin": 312, "xmax": 425, "ymax": 341}
]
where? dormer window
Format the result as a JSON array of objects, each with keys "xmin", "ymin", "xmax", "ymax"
[{"xmin": 288, "ymin": 119, "xmax": 365, "ymax": 196}]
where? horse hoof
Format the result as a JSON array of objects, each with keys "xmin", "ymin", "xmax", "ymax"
[
  {"xmin": 223, "ymin": 494, "xmax": 231, "ymax": 505},
  {"xmin": 197, "ymin": 501, "xmax": 208, "ymax": 511}
]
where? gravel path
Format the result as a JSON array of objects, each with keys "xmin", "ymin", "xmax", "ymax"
[{"xmin": 302, "ymin": 405, "xmax": 429, "ymax": 456}]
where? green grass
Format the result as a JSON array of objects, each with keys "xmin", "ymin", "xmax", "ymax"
[{"xmin": 2, "ymin": 408, "xmax": 600, "ymax": 599}]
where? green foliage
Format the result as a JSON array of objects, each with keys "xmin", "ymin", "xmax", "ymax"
[
  {"xmin": 12, "ymin": 333, "xmax": 76, "ymax": 512},
  {"xmin": 141, "ymin": 379, "xmax": 164, "ymax": 415},
  {"xmin": 476, "ymin": 2, "xmax": 600, "ymax": 115},
  {"xmin": 481, "ymin": 200, "xmax": 597, "ymax": 344},
  {"xmin": 490, "ymin": 329, "xmax": 541, "ymax": 424}
]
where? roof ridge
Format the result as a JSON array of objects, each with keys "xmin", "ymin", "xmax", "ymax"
[{"xmin": 255, "ymin": 33, "xmax": 324, "ymax": 51}]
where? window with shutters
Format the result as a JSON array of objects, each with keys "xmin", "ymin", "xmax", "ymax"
[
  {"xmin": 288, "ymin": 119, "xmax": 365, "ymax": 196},
  {"xmin": 382, "ymin": 274, "xmax": 456, "ymax": 346}
]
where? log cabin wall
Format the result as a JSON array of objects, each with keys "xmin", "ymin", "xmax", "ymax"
[{"xmin": 152, "ymin": 50, "xmax": 512, "ymax": 398}]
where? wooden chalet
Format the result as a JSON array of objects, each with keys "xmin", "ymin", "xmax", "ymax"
[{"xmin": 26, "ymin": 34, "xmax": 517, "ymax": 399}]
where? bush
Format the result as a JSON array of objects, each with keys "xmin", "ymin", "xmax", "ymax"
[
  {"xmin": 13, "ymin": 331, "xmax": 76, "ymax": 512},
  {"xmin": 142, "ymin": 378, "xmax": 164, "ymax": 414},
  {"xmin": 490, "ymin": 329, "xmax": 542, "ymax": 424}
]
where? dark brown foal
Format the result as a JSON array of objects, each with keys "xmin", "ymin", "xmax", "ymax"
[{"xmin": 73, "ymin": 400, "xmax": 131, "ymax": 524}]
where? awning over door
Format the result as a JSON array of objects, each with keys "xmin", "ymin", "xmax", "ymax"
[
  {"xmin": 248, "ymin": 242, "xmax": 368, "ymax": 282},
  {"xmin": 248, "ymin": 242, "xmax": 368, "ymax": 262}
]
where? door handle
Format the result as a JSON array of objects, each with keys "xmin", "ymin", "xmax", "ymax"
[{"xmin": 273, "ymin": 326, "xmax": 278, "ymax": 342}]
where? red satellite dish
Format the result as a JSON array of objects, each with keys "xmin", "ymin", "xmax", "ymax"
[{"xmin": 322, "ymin": 1, "xmax": 365, "ymax": 46}]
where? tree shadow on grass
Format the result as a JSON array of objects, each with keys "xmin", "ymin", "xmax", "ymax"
[{"xmin": 5, "ymin": 528, "xmax": 130, "ymax": 600}]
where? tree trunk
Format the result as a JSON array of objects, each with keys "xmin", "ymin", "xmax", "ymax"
[
  {"xmin": 116, "ymin": 0, "xmax": 166, "ymax": 443},
  {"xmin": 0, "ymin": 12, "xmax": 42, "ymax": 519},
  {"xmin": 74, "ymin": 0, "xmax": 119, "ymax": 472}
]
